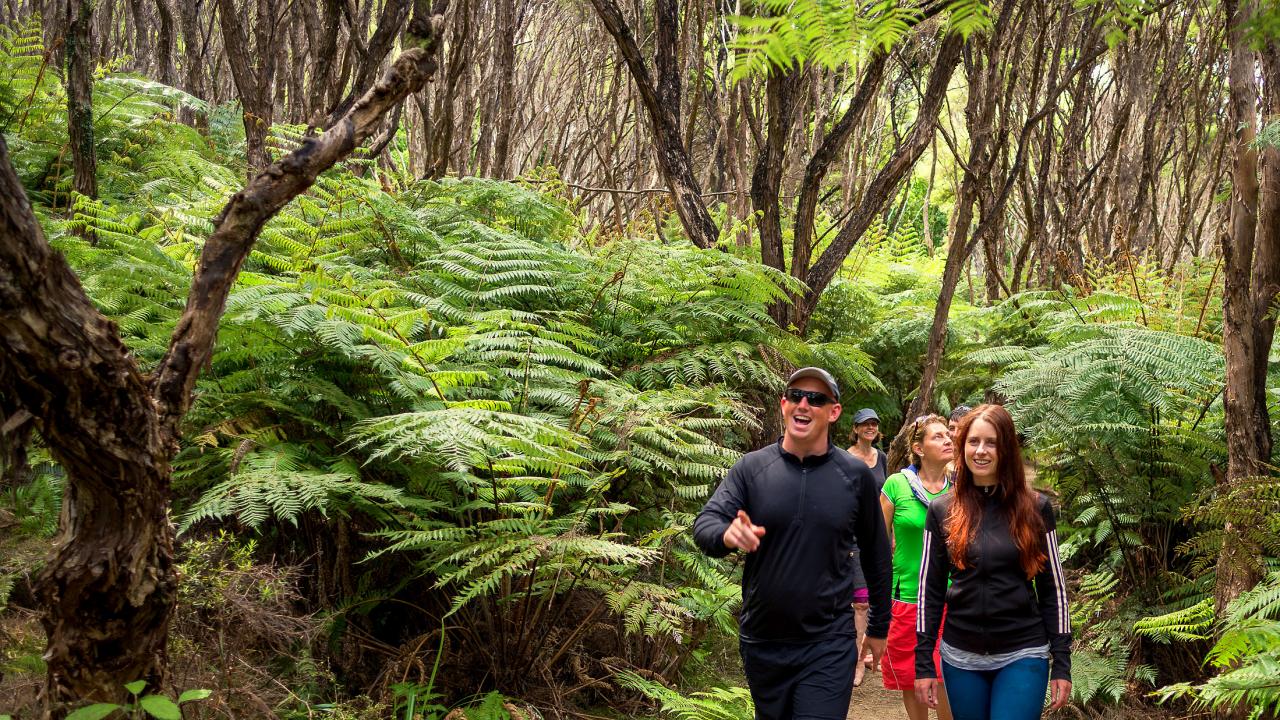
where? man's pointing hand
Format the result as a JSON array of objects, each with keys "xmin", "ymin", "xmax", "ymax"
[{"xmin": 724, "ymin": 510, "xmax": 766, "ymax": 552}]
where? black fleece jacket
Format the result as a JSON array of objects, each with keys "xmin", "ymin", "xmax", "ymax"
[
  {"xmin": 693, "ymin": 440, "xmax": 893, "ymax": 643},
  {"xmin": 916, "ymin": 491, "xmax": 1072, "ymax": 681}
]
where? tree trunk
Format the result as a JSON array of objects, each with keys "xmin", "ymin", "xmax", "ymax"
[
  {"xmin": 153, "ymin": 0, "xmax": 176, "ymax": 86},
  {"xmin": 750, "ymin": 67, "xmax": 799, "ymax": 323},
  {"xmin": 300, "ymin": 0, "xmax": 342, "ymax": 124},
  {"xmin": 127, "ymin": 0, "xmax": 151, "ymax": 72},
  {"xmin": 797, "ymin": 31, "xmax": 964, "ymax": 331},
  {"xmin": 218, "ymin": 0, "xmax": 277, "ymax": 177},
  {"xmin": 0, "ymin": 6, "xmax": 449, "ymax": 714},
  {"xmin": 67, "ymin": 0, "xmax": 98, "ymax": 200},
  {"xmin": 324, "ymin": 0, "xmax": 412, "ymax": 127},
  {"xmin": 1215, "ymin": 0, "xmax": 1280, "ymax": 613},
  {"xmin": 176, "ymin": 0, "xmax": 205, "ymax": 127},
  {"xmin": 588, "ymin": 0, "xmax": 719, "ymax": 249},
  {"xmin": 0, "ymin": 388, "xmax": 34, "ymax": 489},
  {"xmin": 490, "ymin": 0, "xmax": 518, "ymax": 178}
]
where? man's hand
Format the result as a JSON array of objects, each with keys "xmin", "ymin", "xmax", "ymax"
[
  {"xmin": 723, "ymin": 510, "xmax": 766, "ymax": 551},
  {"xmin": 914, "ymin": 678, "xmax": 939, "ymax": 709},
  {"xmin": 863, "ymin": 636, "xmax": 886, "ymax": 669},
  {"xmin": 1049, "ymin": 679, "xmax": 1072, "ymax": 710}
]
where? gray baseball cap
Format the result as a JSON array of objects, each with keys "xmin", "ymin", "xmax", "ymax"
[
  {"xmin": 852, "ymin": 408, "xmax": 879, "ymax": 424},
  {"xmin": 786, "ymin": 367, "xmax": 840, "ymax": 402}
]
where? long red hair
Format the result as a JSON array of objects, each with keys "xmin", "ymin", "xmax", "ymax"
[{"xmin": 946, "ymin": 404, "xmax": 1046, "ymax": 579}]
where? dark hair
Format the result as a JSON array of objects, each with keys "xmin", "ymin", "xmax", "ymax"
[
  {"xmin": 949, "ymin": 405, "xmax": 973, "ymax": 423},
  {"xmin": 946, "ymin": 404, "xmax": 1046, "ymax": 579}
]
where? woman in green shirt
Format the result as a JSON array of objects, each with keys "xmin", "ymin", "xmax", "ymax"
[{"xmin": 879, "ymin": 414, "xmax": 954, "ymax": 720}]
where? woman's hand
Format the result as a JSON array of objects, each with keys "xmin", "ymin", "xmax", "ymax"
[
  {"xmin": 914, "ymin": 678, "xmax": 939, "ymax": 709},
  {"xmin": 1049, "ymin": 679, "xmax": 1072, "ymax": 710}
]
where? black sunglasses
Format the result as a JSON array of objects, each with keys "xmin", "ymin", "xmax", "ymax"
[{"xmin": 785, "ymin": 388, "xmax": 834, "ymax": 407}]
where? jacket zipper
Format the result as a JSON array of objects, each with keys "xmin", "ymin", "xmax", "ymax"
[
  {"xmin": 980, "ymin": 507, "xmax": 990, "ymax": 654},
  {"xmin": 795, "ymin": 466, "xmax": 807, "ymax": 525}
]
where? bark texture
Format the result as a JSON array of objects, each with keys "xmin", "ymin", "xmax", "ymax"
[
  {"xmin": 1216, "ymin": 0, "xmax": 1280, "ymax": 612},
  {"xmin": 67, "ymin": 0, "xmax": 98, "ymax": 199},
  {"xmin": 218, "ymin": 0, "xmax": 279, "ymax": 176}
]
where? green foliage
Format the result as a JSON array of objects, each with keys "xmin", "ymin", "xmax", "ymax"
[
  {"xmin": 730, "ymin": 0, "xmax": 991, "ymax": 78},
  {"xmin": 615, "ymin": 670, "xmax": 754, "ymax": 720},
  {"xmin": 1, "ymin": 465, "xmax": 62, "ymax": 538},
  {"xmin": 1134, "ymin": 597, "xmax": 1215, "ymax": 643},
  {"xmin": 809, "ymin": 223, "xmax": 987, "ymax": 437},
  {"xmin": 64, "ymin": 681, "xmax": 209, "ymax": 720},
  {"xmin": 3, "ymin": 21, "xmax": 865, "ymax": 700},
  {"xmin": 1177, "ymin": 475, "xmax": 1280, "ymax": 578},
  {"xmin": 983, "ymin": 282, "xmax": 1224, "ymax": 586},
  {"xmin": 1155, "ymin": 573, "xmax": 1280, "ymax": 718},
  {"xmin": 965, "ymin": 259, "xmax": 1233, "ymax": 709}
]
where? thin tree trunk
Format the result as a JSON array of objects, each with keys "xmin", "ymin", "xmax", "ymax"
[
  {"xmin": 299, "ymin": 0, "xmax": 341, "ymax": 123},
  {"xmin": 218, "ymin": 0, "xmax": 277, "ymax": 177},
  {"xmin": 324, "ymin": 0, "xmax": 412, "ymax": 127},
  {"xmin": 588, "ymin": 0, "xmax": 719, "ymax": 249},
  {"xmin": 176, "ymin": 0, "xmax": 205, "ymax": 126},
  {"xmin": 798, "ymin": 32, "xmax": 964, "ymax": 331},
  {"xmin": 67, "ymin": 0, "xmax": 98, "ymax": 200},
  {"xmin": 490, "ymin": 0, "xmax": 518, "ymax": 178},
  {"xmin": 153, "ymin": 0, "xmax": 175, "ymax": 86},
  {"xmin": 127, "ymin": 0, "xmax": 150, "ymax": 72},
  {"xmin": 751, "ymin": 67, "xmax": 800, "ymax": 322}
]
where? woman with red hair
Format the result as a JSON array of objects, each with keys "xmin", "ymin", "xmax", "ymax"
[{"xmin": 914, "ymin": 404, "xmax": 1072, "ymax": 720}]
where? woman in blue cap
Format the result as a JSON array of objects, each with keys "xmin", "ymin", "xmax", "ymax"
[{"xmin": 848, "ymin": 408, "xmax": 889, "ymax": 685}]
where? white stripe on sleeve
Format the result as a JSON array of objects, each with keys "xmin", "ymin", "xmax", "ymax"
[
  {"xmin": 1046, "ymin": 529, "xmax": 1070, "ymax": 633},
  {"xmin": 917, "ymin": 529, "xmax": 932, "ymax": 632}
]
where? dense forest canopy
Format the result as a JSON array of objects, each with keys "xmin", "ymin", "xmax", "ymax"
[{"xmin": 0, "ymin": 0, "xmax": 1277, "ymax": 718}]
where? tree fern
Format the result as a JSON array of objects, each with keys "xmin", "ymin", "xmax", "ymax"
[
  {"xmin": 615, "ymin": 670, "xmax": 754, "ymax": 720},
  {"xmin": 1155, "ymin": 573, "xmax": 1280, "ymax": 717}
]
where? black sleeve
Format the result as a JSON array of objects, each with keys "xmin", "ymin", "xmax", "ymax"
[
  {"xmin": 1035, "ymin": 496, "xmax": 1073, "ymax": 681},
  {"xmin": 915, "ymin": 501, "xmax": 951, "ymax": 680},
  {"xmin": 692, "ymin": 460, "xmax": 751, "ymax": 558},
  {"xmin": 855, "ymin": 463, "xmax": 893, "ymax": 638}
]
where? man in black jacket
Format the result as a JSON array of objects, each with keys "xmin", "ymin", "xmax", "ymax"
[{"xmin": 694, "ymin": 367, "xmax": 893, "ymax": 720}]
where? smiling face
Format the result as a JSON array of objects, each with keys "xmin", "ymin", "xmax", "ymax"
[
  {"xmin": 855, "ymin": 420, "xmax": 880, "ymax": 443},
  {"xmin": 780, "ymin": 377, "xmax": 841, "ymax": 457},
  {"xmin": 964, "ymin": 417, "xmax": 1000, "ymax": 484},
  {"xmin": 911, "ymin": 420, "xmax": 954, "ymax": 466}
]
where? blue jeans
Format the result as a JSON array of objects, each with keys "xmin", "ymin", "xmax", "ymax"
[{"xmin": 940, "ymin": 657, "xmax": 1049, "ymax": 720}]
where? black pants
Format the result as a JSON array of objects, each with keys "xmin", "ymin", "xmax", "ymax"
[{"xmin": 740, "ymin": 634, "xmax": 857, "ymax": 720}]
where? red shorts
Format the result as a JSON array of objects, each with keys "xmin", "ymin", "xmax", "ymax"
[{"xmin": 881, "ymin": 600, "xmax": 942, "ymax": 691}]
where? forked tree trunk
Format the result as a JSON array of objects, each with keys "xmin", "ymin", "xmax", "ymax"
[
  {"xmin": 0, "ymin": 5, "xmax": 449, "ymax": 714},
  {"xmin": 218, "ymin": 0, "xmax": 278, "ymax": 177}
]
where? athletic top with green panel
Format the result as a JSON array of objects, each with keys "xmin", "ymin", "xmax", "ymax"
[{"xmin": 881, "ymin": 471, "xmax": 949, "ymax": 603}]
